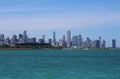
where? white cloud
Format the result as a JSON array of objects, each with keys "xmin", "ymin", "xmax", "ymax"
[{"xmin": 0, "ymin": 13, "xmax": 120, "ymax": 31}]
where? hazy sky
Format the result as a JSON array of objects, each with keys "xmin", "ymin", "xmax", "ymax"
[{"xmin": 0, "ymin": 0, "xmax": 120, "ymax": 47}]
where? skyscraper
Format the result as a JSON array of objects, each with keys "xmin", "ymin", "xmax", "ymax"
[
  {"xmin": 0, "ymin": 34, "xmax": 5, "ymax": 45},
  {"xmin": 112, "ymin": 39, "xmax": 116, "ymax": 48},
  {"xmin": 31, "ymin": 37, "xmax": 36, "ymax": 43},
  {"xmin": 5, "ymin": 37, "xmax": 11, "ymax": 45},
  {"xmin": 59, "ymin": 39, "xmax": 64, "ymax": 47},
  {"xmin": 42, "ymin": 35, "xmax": 45, "ymax": 43},
  {"xmin": 0, "ymin": 34, "xmax": 4, "ymax": 41},
  {"xmin": 85, "ymin": 37, "xmax": 92, "ymax": 48},
  {"xmin": 102, "ymin": 40, "xmax": 106, "ymax": 48},
  {"xmin": 12, "ymin": 34, "xmax": 17, "ymax": 44},
  {"xmin": 72, "ymin": 36, "xmax": 78, "ymax": 47},
  {"xmin": 67, "ymin": 30, "xmax": 71, "ymax": 48},
  {"xmin": 48, "ymin": 39, "xmax": 52, "ymax": 45},
  {"xmin": 53, "ymin": 32, "xmax": 56, "ymax": 46},
  {"xmin": 18, "ymin": 34, "xmax": 23, "ymax": 43},
  {"xmin": 62, "ymin": 35, "xmax": 66, "ymax": 47},
  {"xmin": 78, "ymin": 34, "xmax": 83, "ymax": 47},
  {"xmin": 96, "ymin": 40, "xmax": 100, "ymax": 48},
  {"xmin": 99, "ymin": 36, "xmax": 102, "ymax": 48},
  {"xmin": 23, "ymin": 30, "xmax": 28, "ymax": 43}
]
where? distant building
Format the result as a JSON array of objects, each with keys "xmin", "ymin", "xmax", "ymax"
[
  {"xmin": 102, "ymin": 40, "xmax": 106, "ymax": 48},
  {"xmin": 112, "ymin": 39, "xmax": 116, "ymax": 48},
  {"xmin": 99, "ymin": 36, "xmax": 102, "ymax": 48},
  {"xmin": 42, "ymin": 35, "xmax": 45, "ymax": 43},
  {"xmin": 31, "ymin": 37, "xmax": 36, "ymax": 43},
  {"xmin": 62, "ymin": 35, "xmax": 66, "ymax": 47},
  {"xmin": 5, "ymin": 37, "xmax": 11, "ymax": 45},
  {"xmin": 78, "ymin": 34, "xmax": 83, "ymax": 47},
  {"xmin": 53, "ymin": 32, "xmax": 56, "ymax": 45},
  {"xmin": 12, "ymin": 34, "xmax": 17, "ymax": 44},
  {"xmin": 59, "ymin": 39, "xmax": 64, "ymax": 47},
  {"xmin": 85, "ymin": 37, "xmax": 92, "ymax": 48},
  {"xmin": 48, "ymin": 39, "xmax": 52, "ymax": 45},
  {"xmin": 19, "ymin": 34, "xmax": 23, "ymax": 39},
  {"xmin": 72, "ymin": 36, "xmax": 78, "ymax": 47},
  {"xmin": 38, "ymin": 39, "xmax": 45, "ymax": 43},
  {"xmin": 0, "ymin": 34, "xmax": 5, "ymax": 45},
  {"xmin": 92, "ymin": 40, "xmax": 97, "ymax": 48},
  {"xmin": 67, "ymin": 30, "xmax": 71, "ymax": 48},
  {"xmin": 96, "ymin": 40, "xmax": 100, "ymax": 48},
  {"xmin": 23, "ymin": 30, "xmax": 28, "ymax": 43},
  {"xmin": 18, "ymin": 34, "xmax": 23, "ymax": 43}
]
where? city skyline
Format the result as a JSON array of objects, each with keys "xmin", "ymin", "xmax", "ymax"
[
  {"xmin": 0, "ymin": 0, "xmax": 120, "ymax": 47},
  {"xmin": 0, "ymin": 30, "xmax": 119, "ymax": 48}
]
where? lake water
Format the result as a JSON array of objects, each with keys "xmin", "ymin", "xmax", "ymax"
[{"xmin": 0, "ymin": 50, "xmax": 120, "ymax": 79}]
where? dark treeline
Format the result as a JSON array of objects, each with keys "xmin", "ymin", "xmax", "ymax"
[{"xmin": 0, "ymin": 43, "xmax": 62, "ymax": 49}]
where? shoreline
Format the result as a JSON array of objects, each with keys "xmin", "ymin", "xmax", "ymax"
[{"xmin": 0, "ymin": 48, "xmax": 119, "ymax": 50}]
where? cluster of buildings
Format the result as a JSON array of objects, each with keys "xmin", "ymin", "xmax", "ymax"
[{"xmin": 0, "ymin": 30, "xmax": 117, "ymax": 48}]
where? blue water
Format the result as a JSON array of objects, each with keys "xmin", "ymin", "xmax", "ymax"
[{"xmin": 0, "ymin": 50, "xmax": 120, "ymax": 79}]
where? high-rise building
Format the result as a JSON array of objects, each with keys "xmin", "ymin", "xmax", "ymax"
[
  {"xmin": 23, "ymin": 30, "xmax": 28, "ymax": 43},
  {"xmin": 96, "ymin": 40, "xmax": 100, "ymax": 48},
  {"xmin": 53, "ymin": 32, "xmax": 56, "ymax": 42},
  {"xmin": 78, "ymin": 34, "xmax": 83, "ymax": 47},
  {"xmin": 18, "ymin": 34, "xmax": 23, "ymax": 43},
  {"xmin": 42, "ymin": 35, "xmax": 45, "ymax": 43},
  {"xmin": 0, "ymin": 34, "xmax": 5, "ymax": 41},
  {"xmin": 48, "ymin": 39, "xmax": 52, "ymax": 45},
  {"xmin": 12, "ymin": 34, "xmax": 17, "ymax": 44},
  {"xmin": 99, "ymin": 36, "xmax": 102, "ymax": 48},
  {"xmin": 62, "ymin": 35, "xmax": 66, "ymax": 47},
  {"xmin": 72, "ymin": 36, "xmax": 78, "ymax": 47},
  {"xmin": 102, "ymin": 40, "xmax": 106, "ymax": 48},
  {"xmin": 38, "ymin": 39, "xmax": 44, "ymax": 43},
  {"xmin": 92, "ymin": 40, "xmax": 97, "ymax": 48},
  {"xmin": 5, "ymin": 37, "xmax": 11, "ymax": 45},
  {"xmin": 67, "ymin": 30, "xmax": 71, "ymax": 48},
  {"xmin": 52, "ymin": 32, "xmax": 56, "ymax": 46},
  {"xmin": 112, "ymin": 39, "xmax": 116, "ymax": 48},
  {"xmin": 59, "ymin": 39, "xmax": 64, "ymax": 47},
  {"xmin": 19, "ymin": 34, "xmax": 23, "ymax": 39},
  {"xmin": 85, "ymin": 37, "xmax": 92, "ymax": 48},
  {"xmin": 31, "ymin": 37, "xmax": 36, "ymax": 43}
]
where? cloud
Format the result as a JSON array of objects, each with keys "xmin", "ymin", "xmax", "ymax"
[
  {"xmin": 0, "ymin": 13, "xmax": 120, "ymax": 32},
  {"xmin": 0, "ymin": 7, "xmax": 36, "ymax": 13}
]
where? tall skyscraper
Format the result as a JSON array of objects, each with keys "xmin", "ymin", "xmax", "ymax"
[
  {"xmin": 53, "ymin": 32, "xmax": 56, "ymax": 42},
  {"xmin": 18, "ymin": 34, "xmax": 23, "ymax": 43},
  {"xmin": 48, "ymin": 39, "xmax": 52, "ymax": 45},
  {"xmin": 19, "ymin": 34, "xmax": 23, "ymax": 39},
  {"xmin": 67, "ymin": 30, "xmax": 71, "ymax": 48},
  {"xmin": 96, "ymin": 40, "xmax": 100, "ymax": 48},
  {"xmin": 5, "ymin": 37, "xmax": 11, "ymax": 45},
  {"xmin": 102, "ymin": 40, "xmax": 106, "ymax": 48},
  {"xmin": 78, "ymin": 34, "xmax": 83, "ymax": 47},
  {"xmin": 12, "ymin": 34, "xmax": 17, "ymax": 44},
  {"xmin": 23, "ymin": 30, "xmax": 28, "ymax": 43},
  {"xmin": 42, "ymin": 35, "xmax": 45, "ymax": 43},
  {"xmin": 0, "ymin": 34, "xmax": 5, "ymax": 41},
  {"xmin": 72, "ymin": 36, "xmax": 78, "ymax": 47},
  {"xmin": 31, "ymin": 37, "xmax": 36, "ymax": 43},
  {"xmin": 85, "ymin": 37, "xmax": 92, "ymax": 48},
  {"xmin": 52, "ymin": 32, "xmax": 56, "ymax": 46},
  {"xmin": 59, "ymin": 39, "xmax": 64, "ymax": 47},
  {"xmin": 112, "ymin": 39, "xmax": 116, "ymax": 48},
  {"xmin": 0, "ymin": 34, "xmax": 5, "ymax": 45},
  {"xmin": 99, "ymin": 36, "xmax": 102, "ymax": 48},
  {"xmin": 62, "ymin": 35, "xmax": 66, "ymax": 47}
]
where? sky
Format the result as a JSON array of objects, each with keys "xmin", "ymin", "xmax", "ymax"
[{"xmin": 0, "ymin": 0, "xmax": 120, "ymax": 47}]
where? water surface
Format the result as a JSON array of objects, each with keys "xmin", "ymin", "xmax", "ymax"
[{"xmin": 0, "ymin": 50, "xmax": 120, "ymax": 79}]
